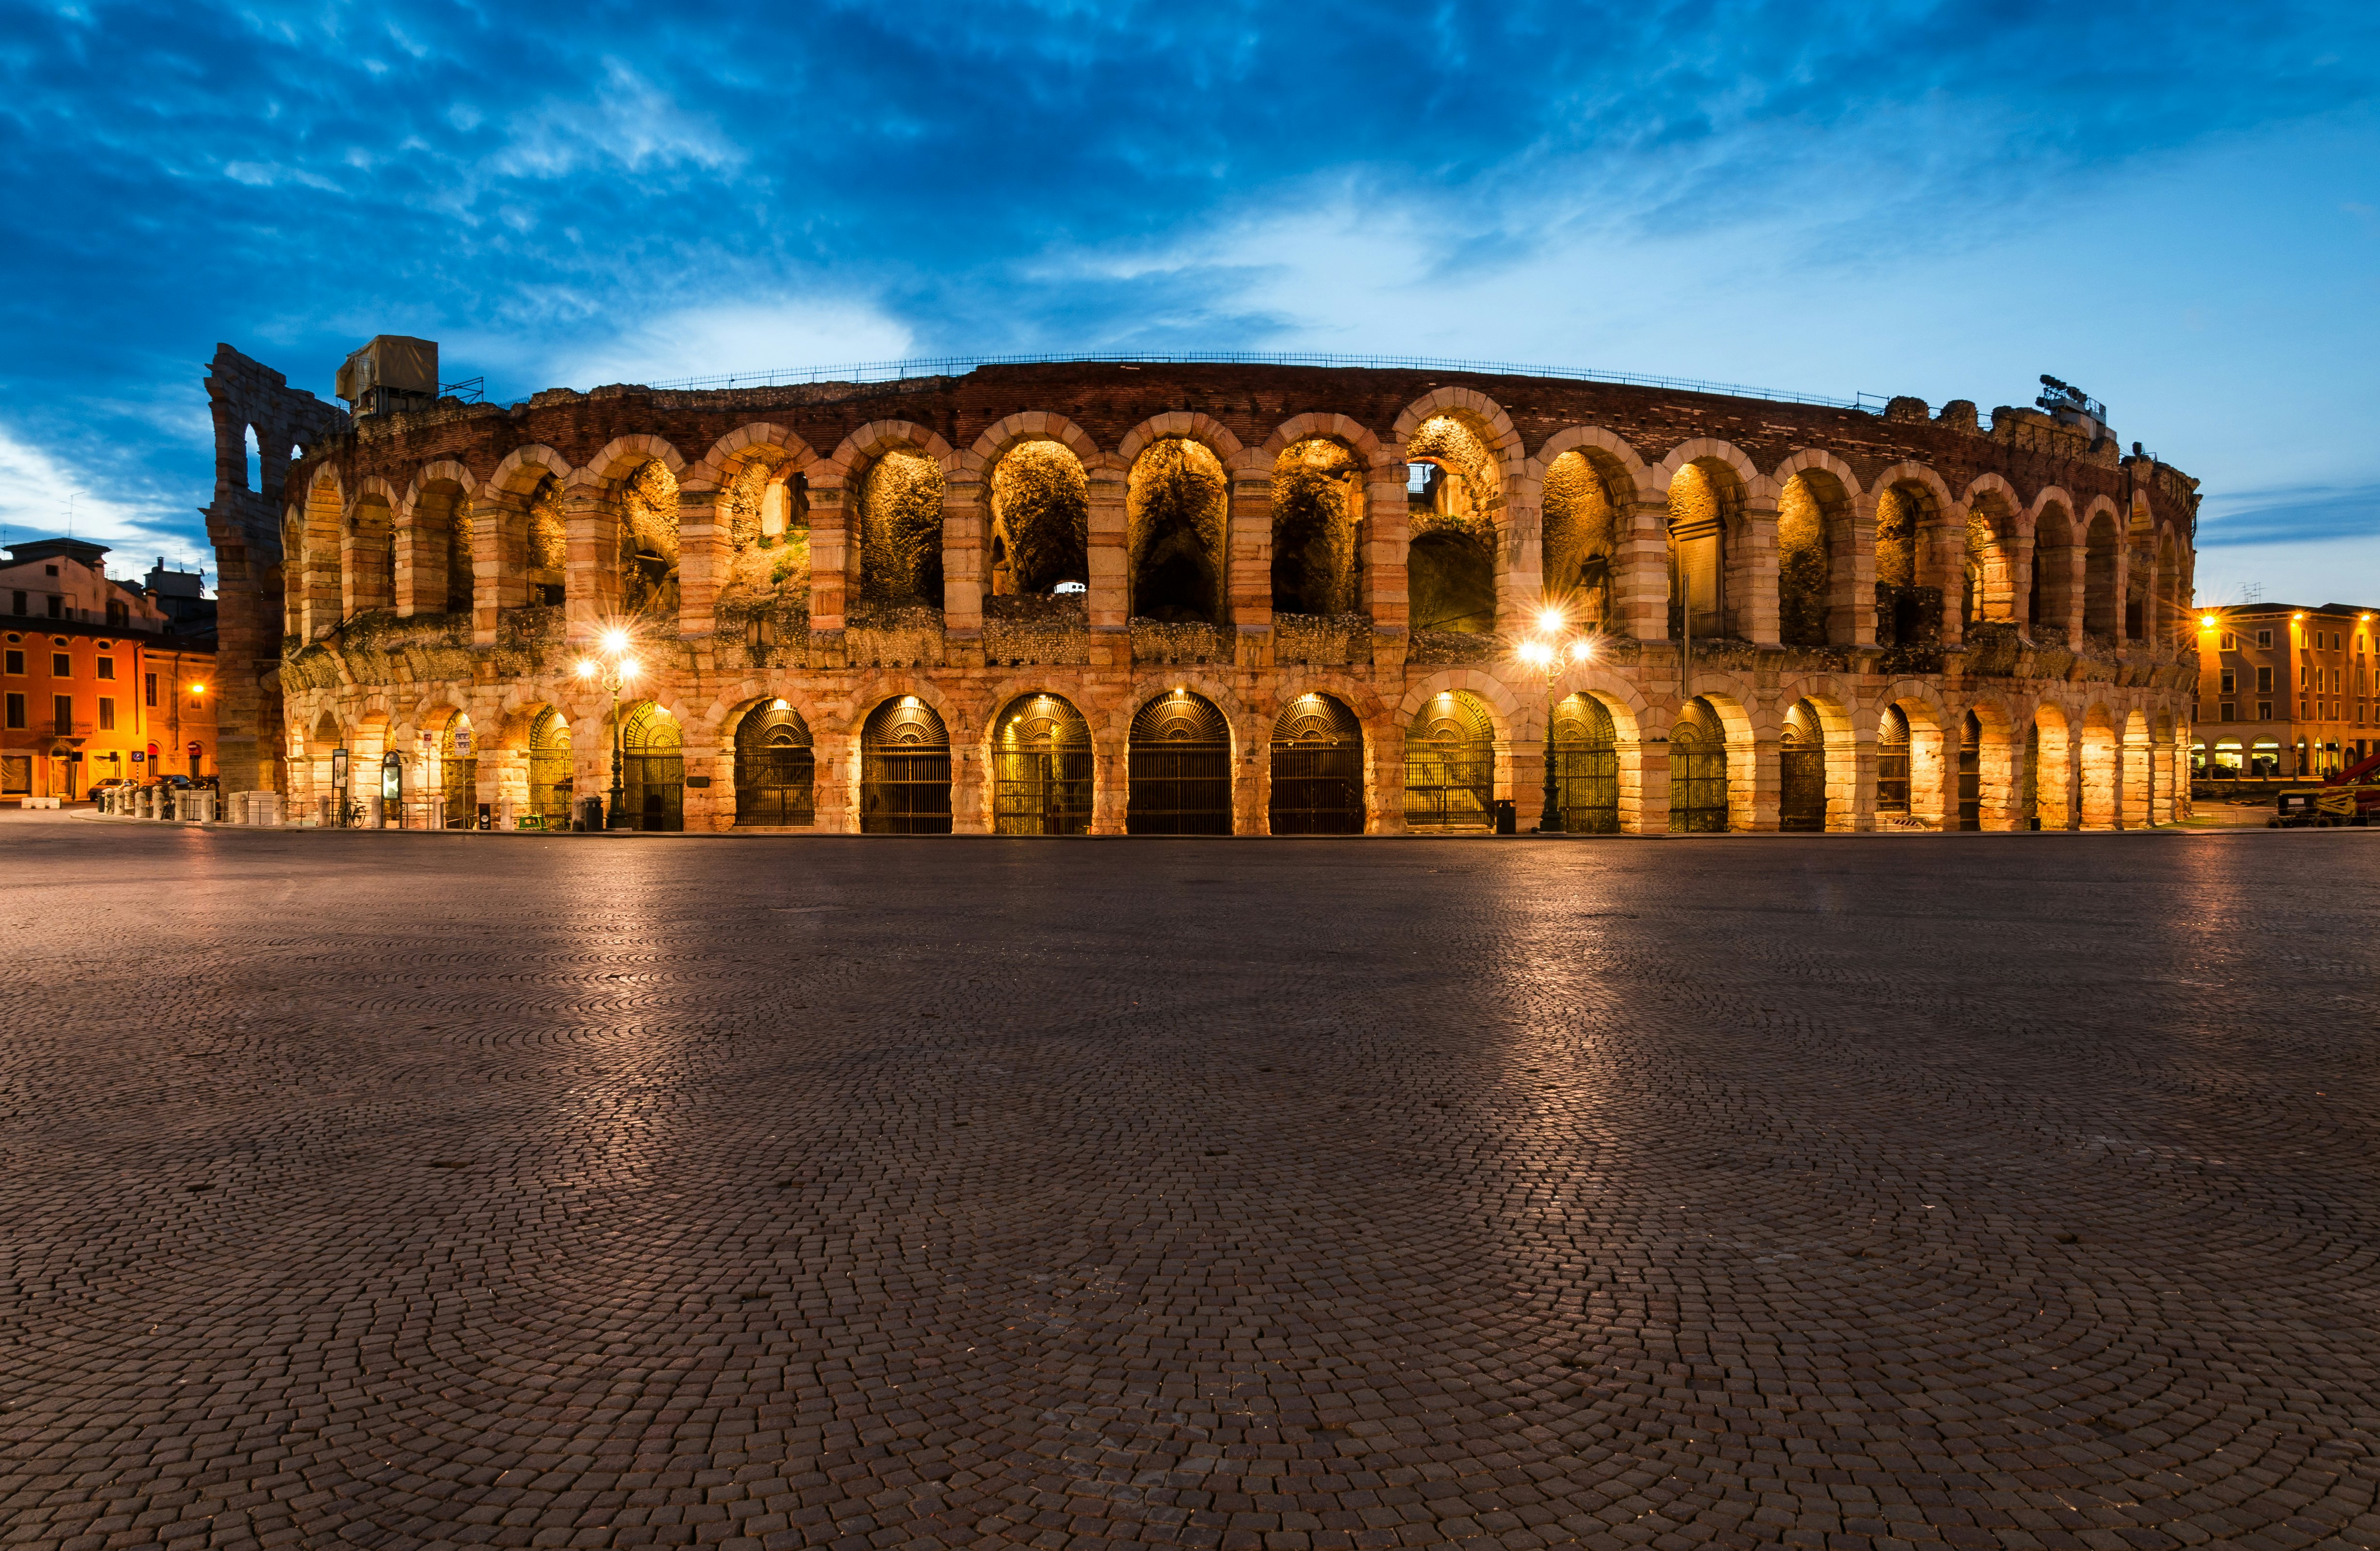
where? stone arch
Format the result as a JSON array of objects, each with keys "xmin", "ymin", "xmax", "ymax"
[
  {"xmin": 2031, "ymin": 700, "xmax": 2074, "ymax": 831},
  {"xmin": 1961, "ymin": 475, "xmax": 2021, "ymax": 628},
  {"xmin": 1114, "ymin": 411, "xmax": 1246, "ymax": 471},
  {"xmin": 985, "ymin": 437, "xmax": 1092, "ymax": 598},
  {"xmin": 1126, "ymin": 435, "xmax": 1230, "ymax": 625},
  {"xmin": 2150, "ymin": 707, "xmax": 2180, "ymax": 824},
  {"xmin": 1659, "ymin": 443, "xmax": 1754, "ymax": 642},
  {"xmin": 1388, "ymin": 388, "xmax": 1523, "ymax": 485},
  {"xmin": 1123, "ymin": 683, "xmax": 1238, "ymax": 835},
  {"xmin": 1400, "ymin": 394, "xmax": 1521, "ymax": 638},
  {"xmin": 1880, "ymin": 685, "xmax": 1952, "ymax": 830},
  {"xmin": 976, "ymin": 687, "xmax": 1097, "ymax": 836},
  {"xmin": 2080, "ymin": 496, "xmax": 2124, "ymax": 640},
  {"xmin": 682, "ymin": 423, "xmax": 824, "ymax": 491},
  {"xmin": 727, "ymin": 693, "xmax": 817, "ymax": 828},
  {"xmin": 1872, "ymin": 463, "xmax": 1954, "ymax": 647},
  {"xmin": 1263, "ymin": 687, "xmax": 1368, "ymax": 836},
  {"xmin": 1404, "ymin": 684, "xmax": 1503, "ymax": 832},
  {"xmin": 293, "ymin": 466, "xmax": 344, "ymax": 639},
  {"xmin": 847, "ymin": 675, "xmax": 966, "ymax": 833},
  {"xmin": 342, "ymin": 479, "xmax": 398, "ymax": 619},
  {"xmin": 480, "ymin": 445, "xmax": 575, "ymax": 617},
  {"xmin": 1772, "ymin": 451, "xmax": 1863, "ymax": 647},
  {"xmin": 1269, "ymin": 435, "xmax": 1366, "ymax": 618},
  {"xmin": 1962, "ymin": 698, "xmax": 2019, "ymax": 830},
  {"xmin": 2030, "ymin": 496, "xmax": 2080, "ymax": 644},
  {"xmin": 1533, "ymin": 431, "xmax": 1648, "ymax": 634},
  {"xmin": 397, "ymin": 460, "xmax": 478, "ymax": 618},
  {"xmin": 2121, "ymin": 707, "xmax": 2153, "ymax": 828},
  {"xmin": 833, "ymin": 424, "xmax": 953, "ymax": 613}
]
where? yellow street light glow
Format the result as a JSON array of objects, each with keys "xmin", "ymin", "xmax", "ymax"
[
  {"xmin": 2200, "ymin": 616, "xmax": 2217, "ymax": 628},
  {"xmin": 601, "ymin": 628, "xmax": 630, "ymax": 654},
  {"xmin": 575, "ymin": 659, "xmax": 597, "ymax": 679},
  {"xmin": 770, "ymin": 697, "xmax": 790, "ymax": 709},
  {"xmin": 1518, "ymin": 641, "xmax": 1551, "ymax": 667},
  {"xmin": 1538, "ymin": 606, "xmax": 1565, "ymax": 633},
  {"xmin": 190, "ymin": 683, "xmax": 206, "ymax": 694},
  {"xmin": 620, "ymin": 659, "xmax": 639, "ymax": 678},
  {"xmin": 1570, "ymin": 639, "xmax": 1592, "ymax": 661}
]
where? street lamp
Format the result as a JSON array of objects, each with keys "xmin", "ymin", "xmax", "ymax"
[
  {"xmin": 1516, "ymin": 606, "xmax": 1597, "ymax": 835},
  {"xmin": 575, "ymin": 628, "xmax": 639, "ymax": 831}
]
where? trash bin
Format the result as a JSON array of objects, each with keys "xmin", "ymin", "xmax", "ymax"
[{"xmin": 1493, "ymin": 799, "xmax": 1518, "ymax": 835}]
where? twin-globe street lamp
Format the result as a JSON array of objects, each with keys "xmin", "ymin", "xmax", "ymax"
[
  {"xmin": 1516, "ymin": 608, "xmax": 1597, "ymax": 835},
  {"xmin": 574, "ymin": 629, "xmax": 639, "ymax": 831}
]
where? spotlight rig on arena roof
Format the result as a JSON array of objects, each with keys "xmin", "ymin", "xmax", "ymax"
[
  {"xmin": 1516, "ymin": 606, "xmax": 1598, "ymax": 836},
  {"xmin": 575, "ymin": 627, "xmax": 640, "ymax": 831}
]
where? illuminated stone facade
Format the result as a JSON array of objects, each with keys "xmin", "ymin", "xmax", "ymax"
[{"xmin": 202, "ymin": 351, "xmax": 2202, "ymax": 833}]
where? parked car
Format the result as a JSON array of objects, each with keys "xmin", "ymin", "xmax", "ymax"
[
  {"xmin": 144, "ymin": 774, "xmax": 195, "ymax": 791},
  {"xmin": 88, "ymin": 776, "xmax": 134, "ymax": 794}
]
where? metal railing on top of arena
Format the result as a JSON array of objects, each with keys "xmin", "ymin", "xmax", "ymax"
[{"xmin": 635, "ymin": 352, "xmax": 1878, "ymax": 411}]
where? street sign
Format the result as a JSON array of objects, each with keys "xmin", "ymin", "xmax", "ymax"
[{"xmin": 332, "ymin": 747, "xmax": 349, "ymax": 789}]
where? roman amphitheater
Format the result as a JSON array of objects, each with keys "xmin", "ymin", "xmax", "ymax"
[{"xmin": 200, "ymin": 348, "xmax": 2200, "ymax": 835}]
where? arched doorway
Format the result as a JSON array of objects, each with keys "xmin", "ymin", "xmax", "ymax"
[
  {"xmin": 1876, "ymin": 707, "xmax": 1911, "ymax": 821},
  {"xmin": 1669, "ymin": 697, "xmax": 1727, "ymax": 832},
  {"xmin": 1127, "ymin": 691, "xmax": 1233, "ymax": 834},
  {"xmin": 1404, "ymin": 691, "xmax": 1495, "ymax": 831},
  {"xmin": 993, "ymin": 693, "xmax": 1093, "ymax": 836},
  {"xmin": 527, "ymin": 709, "xmax": 572, "ymax": 830},
  {"xmin": 1779, "ymin": 700, "xmax": 1825, "ymax": 832},
  {"xmin": 861, "ymin": 697, "xmax": 953, "ymax": 834},
  {"xmin": 619, "ymin": 703, "xmax": 684, "ymax": 831},
  {"xmin": 2023, "ymin": 723, "xmax": 2042, "ymax": 830},
  {"xmin": 1269, "ymin": 693, "xmax": 1365, "ymax": 834},
  {"xmin": 1957, "ymin": 712, "xmax": 1982, "ymax": 831},
  {"xmin": 735, "ymin": 702, "xmax": 815, "ymax": 826},
  {"xmin": 440, "ymin": 715, "xmax": 477, "ymax": 828},
  {"xmin": 1553, "ymin": 694, "xmax": 1618, "ymax": 834}
]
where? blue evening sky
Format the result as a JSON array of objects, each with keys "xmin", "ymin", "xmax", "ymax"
[{"xmin": 1, "ymin": 0, "xmax": 2374, "ymax": 604}]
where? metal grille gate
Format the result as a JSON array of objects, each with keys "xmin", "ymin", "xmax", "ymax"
[
  {"xmin": 1128, "ymin": 692, "xmax": 1232, "ymax": 834},
  {"xmin": 441, "ymin": 719, "xmax": 477, "ymax": 828},
  {"xmin": 1269, "ymin": 693, "xmax": 1364, "ymax": 834},
  {"xmin": 1876, "ymin": 706, "xmax": 1911, "ymax": 817},
  {"xmin": 994, "ymin": 693, "xmax": 1093, "ymax": 836},
  {"xmin": 621, "ymin": 703, "xmax": 684, "ymax": 831},
  {"xmin": 527, "ymin": 708, "xmax": 572, "ymax": 830},
  {"xmin": 1405, "ymin": 691, "xmax": 1495, "ymax": 830},
  {"xmin": 1779, "ymin": 699, "xmax": 1825, "ymax": 832},
  {"xmin": 861, "ymin": 698, "xmax": 953, "ymax": 834},
  {"xmin": 736, "ymin": 704, "xmax": 816, "ymax": 826},
  {"xmin": 1553, "ymin": 694, "xmax": 1619, "ymax": 834},
  {"xmin": 1957, "ymin": 712, "xmax": 1982, "ymax": 830},
  {"xmin": 1669, "ymin": 698, "xmax": 1728, "ymax": 832}
]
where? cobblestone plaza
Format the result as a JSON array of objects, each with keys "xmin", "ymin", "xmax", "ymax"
[{"xmin": 3, "ymin": 818, "xmax": 2375, "ymax": 1551}]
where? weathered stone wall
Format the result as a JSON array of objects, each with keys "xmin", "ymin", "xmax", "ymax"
[{"xmin": 231, "ymin": 359, "xmax": 2200, "ymax": 834}]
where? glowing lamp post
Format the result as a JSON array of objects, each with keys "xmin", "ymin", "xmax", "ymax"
[
  {"xmin": 1517, "ymin": 608, "xmax": 1596, "ymax": 835},
  {"xmin": 575, "ymin": 629, "xmax": 638, "ymax": 831}
]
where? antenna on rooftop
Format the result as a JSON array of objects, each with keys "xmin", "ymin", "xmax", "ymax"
[{"xmin": 2242, "ymin": 581, "xmax": 2264, "ymax": 603}]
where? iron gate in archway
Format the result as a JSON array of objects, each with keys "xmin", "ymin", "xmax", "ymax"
[
  {"xmin": 1404, "ymin": 691, "xmax": 1496, "ymax": 830},
  {"xmin": 1553, "ymin": 694, "xmax": 1619, "ymax": 833},
  {"xmin": 1668, "ymin": 697, "xmax": 1728, "ymax": 832},
  {"xmin": 1269, "ymin": 693, "xmax": 1364, "ymax": 834},
  {"xmin": 993, "ymin": 693, "xmax": 1094, "ymax": 836},
  {"xmin": 620, "ymin": 703, "xmax": 685, "ymax": 832},
  {"xmin": 861, "ymin": 697, "xmax": 953, "ymax": 834},
  {"xmin": 735, "ymin": 703, "xmax": 815, "ymax": 826},
  {"xmin": 1957, "ymin": 712, "xmax": 1982, "ymax": 830},
  {"xmin": 1779, "ymin": 699, "xmax": 1825, "ymax": 832},
  {"xmin": 440, "ymin": 718, "xmax": 477, "ymax": 828},
  {"xmin": 1876, "ymin": 706, "xmax": 1912, "ymax": 818},
  {"xmin": 527, "ymin": 708, "xmax": 573, "ymax": 830},
  {"xmin": 1128, "ymin": 691, "xmax": 1233, "ymax": 834}
]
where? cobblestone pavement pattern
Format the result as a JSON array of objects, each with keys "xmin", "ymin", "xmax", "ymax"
[{"xmin": 3, "ymin": 814, "xmax": 2377, "ymax": 1551}]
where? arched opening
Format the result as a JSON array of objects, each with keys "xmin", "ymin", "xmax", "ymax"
[
  {"xmin": 527, "ymin": 708, "xmax": 573, "ymax": 830},
  {"xmin": 718, "ymin": 456, "xmax": 809, "ymax": 653},
  {"xmin": 1780, "ymin": 700, "xmax": 1825, "ymax": 832},
  {"xmin": 992, "ymin": 692, "xmax": 1093, "ymax": 836},
  {"xmin": 2084, "ymin": 513, "xmax": 2121, "ymax": 640},
  {"xmin": 1873, "ymin": 483, "xmax": 1939, "ymax": 646},
  {"xmin": 1542, "ymin": 452, "xmax": 1622, "ymax": 632},
  {"xmin": 1667, "ymin": 461, "xmax": 1740, "ymax": 641},
  {"xmin": 526, "ymin": 474, "xmax": 568, "ymax": 608},
  {"xmin": 409, "ymin": 480, "xmax": 474, "ymax": 618},
  {"xmin": 735, "ymin": 700, "xmax": 815, "ymax": 827},
  {"xmin": 1957, "ymin": 711, "xmax": 1982, "ymax": 830},
  {"xmin": 618, "ymin": 460, "xmax": 681, "ymax": 622},
  {"xmin": 1404, "ymin": 690, "xmax": 1496, "ymax": 831},
  {"xmin": 860, "ymin": 696, "xmax": 952, "ymax": 834},
  {"xmin": 990, "ymin": 442, "xmax": 1090, "ymax": 597},
  {"xmin": 2022, "ymin": 721, "xmax": 2041, "ymax": 830},
  {"xmin": 613, "ymin": 702, "xmax": 683, "ymax": 831},
  {"xmin": 2031, "ymin": 504, "xmax": 2077, "ymax": 642},
  {"xmin": 1876, "ymin": 706, "xmax": 1912, "ymax": 820},
  {"xmin": 858, "ymin": 449, "xmax": 946, "ymax": 610},
  {"xmin": 243, "ymin": 424, "xmax": 262, "ymax": 494},
  {"xmin": 341, "ymin": 492, "xmax": 395, "ymax": 618},
  {"xmin": 1407, "ymin": 415, "xmax": 1500, "ymax": 638},
  {"xmin": 1269, "ymin": 692, "xmax": 1365, "ymax": 835},
  {"xmin": 1127, "ymin": 690, "xmax": 1233, "ymax": 834},
  {"xmin": 1552, "ymin": 693, "xmax": 1619, "ymax": 833},
  {"xmin": 1668, "ymin": 697, "xmax": 1728, "ymax": 832},
  {"xmin": 1777, "ymin": 473, "xmax": 1839, "ymax": 647},
  {"xmin": 1127, "ymin": 439, "xmax": 1227, "ymax": 624},
  {"xmin": 439, "ymin": 712, "xmax": 476, "ymax": 828},
  {"xmin": 2122, "ymin": 710, "xmax": 2153, "ymax": 826},
  {"xmin": 1270, "ymin": 440, "xmax": 1364, "ymax": 617},
  {"xmin": 2032, "ymin": 706, "xmax": 2073, "ymax": 829}
]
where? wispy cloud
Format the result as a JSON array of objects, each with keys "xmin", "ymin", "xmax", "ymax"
[
  {"xmin": 0, "ymin": 424, "xmax": 205, "ymax": 573},
  {"xmin": 2198, "ymin": 484, "xmax": 2380, "ymax": 547}
]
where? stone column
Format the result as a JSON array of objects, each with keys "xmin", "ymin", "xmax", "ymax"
[
  {"xmin": 2061, "ymin": 544, "xmax": 2087, "ymax": 648},
  {"xmin": 1505, "ymin": 496, "xmax": 1544, "ymax": 624},
  {"xmin": 1085, "ymin": 463, "xmax": 1128, "ymax": 667},
  {"xmin": 808, "ymin": 480, "xmax": 848, "ymax": 667},
  {"xmin": 1839, "ymin": 498, "xmax": 1877, "ymax": 647},
  {"xmin": 949, "ymin": 710, "xmax": 986, "ymax": 835},
  {"xmin": 472, "ymin": 491, "xmax": 526, "ymax": 648},
  {"xmin": 2011, "ymin": 524, "xmax": 2037, "ymax": 636},
  {"xmin": 1929, "ymin": 505, "xmax": 1966, "ymax": 648},
  {"xmin": 942, "ymin": 476, "xmax": 984, "ymax": 665},
  {"xmin": 1846, "ymin": 735, "xmax": 1877, "ymax": 832},
  {"xmin": 562, "ymin": 479, "xmax": 613, "ymax": 644},
  {"xmin": 393, "ymin": 508, "xmax": 432, "ymax": 618},
  {"xmin": 1745, "ymin": 732, "xmax": 1779, "ymax": 832},
  {"xmin": 1632, "ymin": 722, "xmax": 1672, "ymax": 835},
  {"xmin": 676, "ymin": 488, "xmax": 724, "ymax": 639},
  {"xmin": 1364, "ymin": 459, "xmax": 1410, "ymax": 669},
  {"xmin": 1616, "ymin": 500, "xmax": 1673, "ymax": 642},
  {"xmin": 1228, "ymin": 466, "xmax": 1272, "ymax": 664},
  {"xmin": 1738, "ymin": 495, "xmax": 1780, "ymax": 647},
  {"xmin": 1370, "ymin": 720, "xmax": 1408, "ymax": 835}
]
